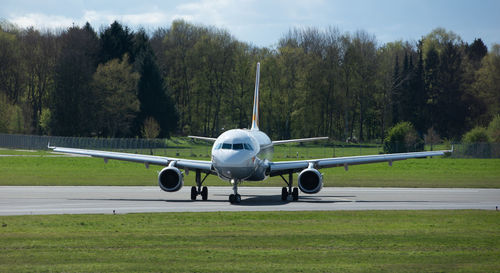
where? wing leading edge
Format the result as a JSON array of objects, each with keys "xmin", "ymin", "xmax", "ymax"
[
  {"xmin": 272, "ymin": 137, "xmax": 329, "ymax": 145},
  {"xmin": 268, "ymin": 149, "xmax": 451, "ymax": 176},
  {"xmin": 188, "ymin": 135, "xmax": 217, "ymax": 142},
  {"xmin": 52, "ymin": 147, "xmax": 214, "ymax": 173}
]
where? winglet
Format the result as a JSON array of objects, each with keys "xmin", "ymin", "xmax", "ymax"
[
  {"xmin": 47, "ymin": 142, "xmax": 55, "ymax": 149},
  {"xmin": 251, "ymin": 62, "xmax": 260, "ymax": 131}
]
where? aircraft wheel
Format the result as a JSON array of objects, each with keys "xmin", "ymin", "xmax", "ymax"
[
  {"xmin": 281, "ymin": 187, "xmax": 288, "ymax": 201},
  {"xmin": 190, "ymin": 186, "xmax": 197, "ymax": 201},
  {"xmin": 292, "ymin": 187, "xmax": 299, "ymax": 201},
  {"xmin": 229, "ymin": 194, "xmax": 241, "ymax": 204},
  {"xmin": 201, "ymin": 186, "xmax": 208, "ymax": 201}
]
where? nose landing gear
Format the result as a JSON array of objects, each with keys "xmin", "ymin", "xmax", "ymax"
[{"xmin": 229, "ymin": 179, "xmax": 241, "ymax": 204}]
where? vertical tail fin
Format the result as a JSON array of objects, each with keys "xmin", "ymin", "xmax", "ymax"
[{"xmin": 251, "ymin": 62, "xmax": 260, "ymax": 131}]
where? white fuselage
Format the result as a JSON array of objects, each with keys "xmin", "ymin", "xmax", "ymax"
[{"xmin": 211, "ymin": 129, "xmax": 272, "ymax": 181}]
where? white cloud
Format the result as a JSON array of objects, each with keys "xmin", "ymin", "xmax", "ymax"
[
  {"xmin": 2, "ymin": 0, "xmax": 499, "ymax": 47},
  {"xmin": 9, "ymin": 13, "xmax": 76, "ymax": 29},
  {"xmin": 174, "ymin": 0, "xmax": 243, "ymax": 26},
  {"xmin": 6, "ymin": 0, "xmax": 242, "ymax": 31},
  {"xmin": 4, "ymin": 1, "xmax": 332, "ymax": 46},
  {"xmin": 7, "ymin": 1, "xmax": 274, "ymax": 39},
  {"xmin": 83, "ymin": 10, "xmax": 169, "ymax": 26},
  {"xmin": 122, "ymin": 12, "xmax": 168, "ymax": 25},
  {"xmin": 7, "ymin": 9, "xmax": 173, "ymax": 31},
  {"xmin": 82, "ymin": 10, "xmax": 114, "ymax": 24}
]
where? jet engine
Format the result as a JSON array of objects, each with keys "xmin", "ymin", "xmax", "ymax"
[
  {"xmin": 158, "ymin": 167, "xmax": 183, "ymax": 192},
  {"xmin": 298, "ymin": 168, "xmax": 323, "ymax": 194}
]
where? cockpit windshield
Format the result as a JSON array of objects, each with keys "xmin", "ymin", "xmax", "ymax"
[
  {"xmin": 243, "ymin": 143, "xmax": 253, "ymax": 151},
  {"xmin": 233, "ymin": 143, "xmax": 244, "ymax": 150},
  {"xmin": 215, "ymin": 142, "xmax": 254, "ymax": 151}
]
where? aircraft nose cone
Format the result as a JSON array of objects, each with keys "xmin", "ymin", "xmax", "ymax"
[
  {"xmin": 212, "ymin": 151, "xmax": 254, "ymax": 180},
  {"xmin": 213, "ymin": 152, "xmax": 250, "ymax": 167}
]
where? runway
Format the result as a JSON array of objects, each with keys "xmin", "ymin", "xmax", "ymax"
[{"xmin": 0, "ymin": 186, "xmax": 498, "ymax": 215}]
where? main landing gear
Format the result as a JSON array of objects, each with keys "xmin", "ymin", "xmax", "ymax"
[
  {"xmin": 191, "ymin": 170, "xmax": 210, "ymax": 201},
  {"xmin": 229, "ymin": 179, "xmax": 241, "ymax": 204},
  {"xmin": 280, "ymin": 172, "xmax": 299, "ymax": 201}
]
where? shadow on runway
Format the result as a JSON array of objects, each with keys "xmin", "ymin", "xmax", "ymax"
[
  {"xmin": 354, "ymin": 200, "xmax": 433, "ymax": 203},
  {"xmin": 233, "ymin": 195, "xmax": 289, "ymax": 206},
  {"xmin": 213, "ymin": 194, "xmax": 356, "ymax": 198},
  {"xmin": 68, "ymin": 196, "xmax": 432, "ymax": 207},
  {"xmin": 69, "ymin": 197, "xmax": 291, "ymax": 206},
  {"xmin": 219, "ymin": 195, "xmax": 356, "ymax": 206},
  {"xmin": 68, "ymin": 196, "xmax": 344, "ymax": 206}
]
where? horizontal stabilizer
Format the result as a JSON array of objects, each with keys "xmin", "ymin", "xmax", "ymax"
[
  {"xmin": 188, "ymin": 135, "xmax": 217, "ymax": 142},
  {"xmin": 272, "ymin": 137, "xmax": 329, "ymax": 145}
]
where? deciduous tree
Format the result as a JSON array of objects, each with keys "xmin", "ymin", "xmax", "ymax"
[{"xmin": 91, "ymin": 55, "xmax": 139, "ymax": 137}]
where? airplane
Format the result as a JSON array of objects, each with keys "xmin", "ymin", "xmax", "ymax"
[{"xmin": 51, "ymin": 62, "xmax": 452, "ymax": 204}]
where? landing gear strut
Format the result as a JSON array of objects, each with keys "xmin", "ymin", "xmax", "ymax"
[
  {"xmin": 229, "ymin": 179, "xmax": 241, "ymax": 204},
  {"xmin": 279, "ymin": 172, "xmax": 299, "ymax": 201},
  {"xmin": 190, "ymin": 170, "xmax": 210, "ymax": 201}
]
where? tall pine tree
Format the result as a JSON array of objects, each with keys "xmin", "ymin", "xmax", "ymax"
[
  {"xmin": 134, "ymin": 31, "xmax": 178, "ymax": 137},
  {"xmin": 435, "ymin": 42, "xmax": 466, "ymax": 139},
  {"xmin": 411, "ymin": 44, "xmax": 427, "ymax": 135},
  {"xmin": 99, "ymin": 21, "xmax": 134, "ymax": 64},
  {"xmin": 391, "ymin": 55, "xmax": 400, "ymax": 124}
]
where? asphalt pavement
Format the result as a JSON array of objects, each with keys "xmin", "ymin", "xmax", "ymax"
[{"xmin": 0, "ymin": 186, "xmax": 498, "ymax": 215}]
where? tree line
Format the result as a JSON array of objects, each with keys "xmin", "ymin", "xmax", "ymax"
[
  {"xmin": 1, "ymin": 19, "xmax": 499, "ymax": 142},
  {"xmin": 0, "ymin": 21, "xmax": 177, "ymax": 138}
]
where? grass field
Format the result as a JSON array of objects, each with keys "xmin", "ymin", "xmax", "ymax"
[
  {"xmin": 0, "ymin": 210, "xmax": 499, "ymax": 272},
  {"xmin": 1, "ymin": 153, "xmax": 499, "ymax": 188},
  {"xmin": 0, "ymin": 148, "xmax": 52, "ymax": 156}
]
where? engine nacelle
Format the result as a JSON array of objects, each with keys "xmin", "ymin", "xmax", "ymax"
[
  {"xmin": 158, "ymin": 167, "xmax": 183, "ymax": 192},
  {"xmin": 298, "ymin": 168, "xmax": 323, "ymax": 194}
]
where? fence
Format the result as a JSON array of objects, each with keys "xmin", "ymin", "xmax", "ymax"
[
  {"xmin": 0, "ymin": 133, "xmax": 168, "ymax": 151},
  {"xmin": 451, "ymin": 143, "xmax": 500, "ymax": 158},
  {"xmin": 0, "ymin": 133, "xmax": 499, "ymax": 159},
  {"xmin": 0, "ymin": 133, "xmax": 210, "ymax": 158}
]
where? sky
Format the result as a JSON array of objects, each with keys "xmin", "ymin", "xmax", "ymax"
[{"xmin": 1, "ymin": 0, "xmax": 499, "ymax": 48}]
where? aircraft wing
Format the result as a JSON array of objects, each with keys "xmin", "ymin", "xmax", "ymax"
[
  {"xmin": 188, "ymin": 135, "xmax": 217, "ymax": 142},
  {"xmin": 268, "ymin": 149, "xmax": 451, "ymax": 176},
  {"xmin": 51, "ymin": 147, "xmax": 214, "ymax": 173},
  {"xmin": 272, "ymin": 137, "xmax": 329, "ymax": 145}
]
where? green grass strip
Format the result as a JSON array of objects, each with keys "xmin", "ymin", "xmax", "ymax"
[{"xmin": 0, "ymin": 210, "xmax": 499, "ymax": 272}]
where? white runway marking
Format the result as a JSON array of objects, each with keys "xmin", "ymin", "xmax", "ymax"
[{"xmin": 0, "ymin": 186, "xmax": 498, "ymax": 215}]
